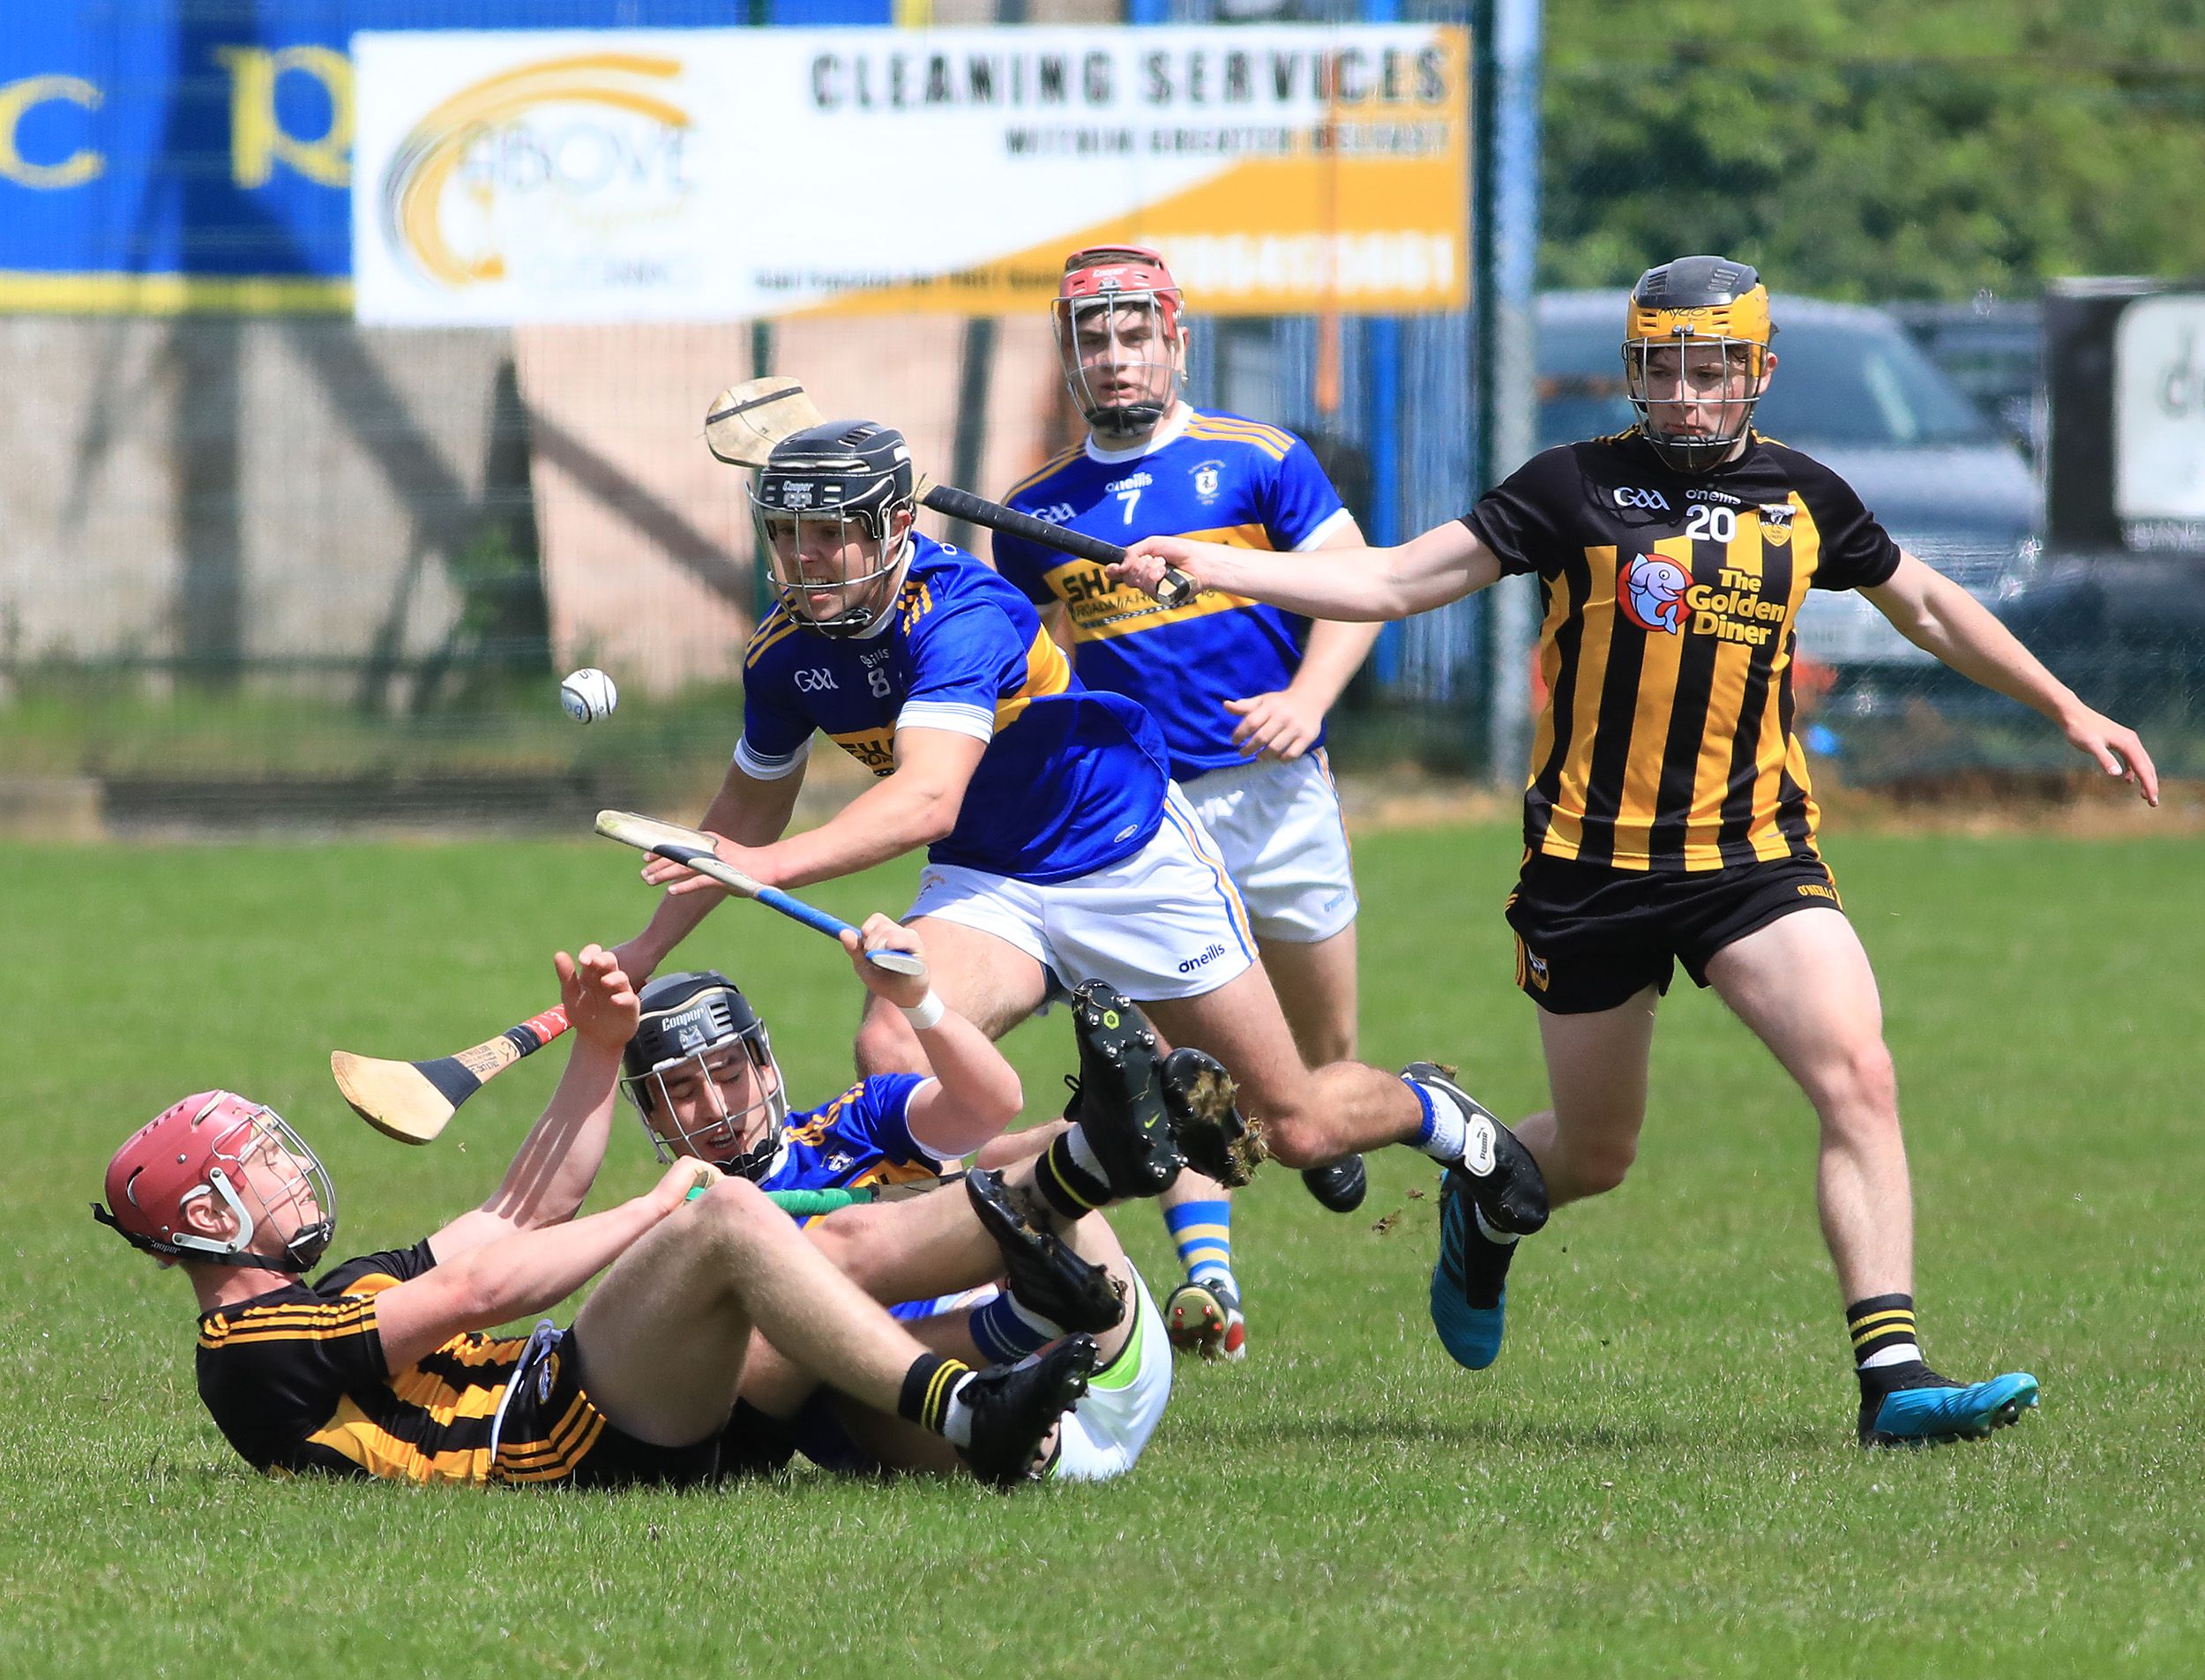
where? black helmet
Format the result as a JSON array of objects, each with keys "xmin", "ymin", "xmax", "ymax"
[
  {"xmin": 620, "ymin": 971, "xmax": 788, "ymax": 1181},
  {"xmin": 750, "ymin": 420, "xmax": 919, "ymax": 638},
  {"xmin": 1621, "ymin": 255, "xmax": 1775, "ymax": 473}
]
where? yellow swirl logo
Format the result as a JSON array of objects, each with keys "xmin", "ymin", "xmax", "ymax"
[{"xmin": 380, "ymin": 54, "xmax": 693, "ymax": 291}]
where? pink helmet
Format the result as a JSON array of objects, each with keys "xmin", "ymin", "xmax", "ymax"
[
  {"xmin": 1051, "ymin": 244, "xmax": 1188, "ymax": 438},
  {"xmin": 93, "ymin": 1091, "xmax": 336, "ymax": 1273},
  {"xmin": 1056, "ymin": 244, "xmax": 1185, "ymax": 333}
]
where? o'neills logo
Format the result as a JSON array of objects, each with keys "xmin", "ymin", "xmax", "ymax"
[{"xmin": 380, "ymin": 54, "xmax": 694, "ymax": 290}]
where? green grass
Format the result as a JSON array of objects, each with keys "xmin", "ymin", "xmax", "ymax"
[{"xmin": 4, "ymin": 825, "xmax": 2201, "ymax": 1678}]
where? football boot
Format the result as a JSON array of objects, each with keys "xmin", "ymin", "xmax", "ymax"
[
  {"xmin": 958, "ymin": 1334, "xmax": 1099, "ymax": 1488},
  {"xmin": 1159, "ymin": 1046, "xmax": 1265, "ymax": 1189},
  {"xmin": 1301, "ymin": 1154, "xmax": 1369, "ymax": 1214},
  {"xmin": 1859, "ymin": 1366, "xmax": 2040, "ymax": 1447},
  {"xmin": 1061, "ymin": 981, "xmax": 1181, "ymax": 1199},
  {"xmin": 966, "ymin": 1168, "xmax": 1125, "ymax": 1334},
  {"xmin": 1163, "ymin": 1276, "xmax": 1246, "ymax": 1362}
]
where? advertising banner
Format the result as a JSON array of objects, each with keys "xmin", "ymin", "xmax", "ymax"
[
  {"xmin": 0, "ymin": 10, "xmax": 356, "ymax": 310},
  {"xmin": 0, "ymin": 4, "xmax": 904, "ymax": 313},
  {"xmin": 2113, "ymin": 293, "xmax": 2205, "ymax": 548},
  {"xmin": 351, "ymin": 24, "xmax": 1469, "ymax": 325}
]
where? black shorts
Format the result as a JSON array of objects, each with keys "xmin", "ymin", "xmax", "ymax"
[
  {"xmin": 1504, "ymin": 851, "xmax": 1844, "ymax": 1015},
  {"xmin": 549, "ymin": 1330, "xmax": 722, "ymax": 1490}
]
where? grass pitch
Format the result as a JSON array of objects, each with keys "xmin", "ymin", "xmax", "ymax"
[{"xmin": 5, "ymin": 824, "xmax": 2201, "ymax": 1678}]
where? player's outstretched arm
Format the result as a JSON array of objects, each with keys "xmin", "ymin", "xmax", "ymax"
[
  {"xmin": 616, "ymin": 761, "xmax": 805, "ymax": 983},
  {"xmin": 426, "ymin": 946, "xmax": 643, "ymax": 1265},
  {"xmin": 1112, "ymin": 519, "xmax": 1504, "ymax": 623},
  {"xmin": 1865, "ymin": 554, "xmax": 2160, "ymax": 806},
  {"xmin": 376, "ymin": 1157, "xmax": 717, "ymax": 1371},
  {"xmin": 840, "ymin": 915, "xmax": 1025, "ymax": 1158},
  {"xmin": 648, "ymin": 729, "xmax": 989, "ymax": 896}
]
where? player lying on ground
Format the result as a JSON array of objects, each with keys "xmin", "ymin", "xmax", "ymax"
[
  {"xmin": 1110, "ymin": 255, "xmax": 2160, "ymax": 1446},
  {"xmin": 608, "ymin": 914, "xmax": 1240, "ymax": 1480},
  {"xmin": 93, "ymin": 945, "xmax": 1094, "ymax": 1489},
  {"xmin": 990, "ymin": 244, "xmax": 1386, "ymax": 1355},
  {"xmin": 608, "ymin": 419, "xmax": 1550, "ymax": 1362}
]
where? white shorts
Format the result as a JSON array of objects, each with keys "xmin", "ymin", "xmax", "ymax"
[
  {"xmin": 1179, "ymin": 750, "xmax": 1357, "ymax": 944},
  {"xmin": 1050, "ymin": 1267, "xmax": 1171, "ymax": 1484},
  {"xmin": 908, "ymin": 784, "xmax": 1256, "ymax": 1003}
]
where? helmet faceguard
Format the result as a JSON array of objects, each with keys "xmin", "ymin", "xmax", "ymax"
[
  {"xmin": 1621, "ymin": 255, "xmax": 1775, "ymax": 473},
  {"xmin": 94, "ymin": 1091, "xmax": 336, "ymax": 1273},
  {"xmin": 750, "ymin": 420, "xmax": 918, "ymax": 639},
  {"xmin": 620, "ymin": 972, "xmax": 789, "ymax": 1181},
  {"xmin": 1051, "ymin": 245, "xmax": 1188, "ymax": 440}
]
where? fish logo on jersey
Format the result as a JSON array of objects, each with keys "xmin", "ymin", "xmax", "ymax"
[
  {"xmin": 1191, "ymin": 459, "xmax": 1224, "ymax": 504},
  {"xmin": 1617, "ymin": 553, "xmax": 1690, "ymax": 635}
]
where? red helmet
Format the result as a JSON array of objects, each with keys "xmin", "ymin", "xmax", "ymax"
[
  {"xmin": 93, "ymin": 1091, "xmax": 336, "ymax": 1273},
  {"xmin": 1052, "ymin": 245, "xmax": 1188, "ymax": 438}
]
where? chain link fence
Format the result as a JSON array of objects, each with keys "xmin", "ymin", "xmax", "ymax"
[{"xmin": 2, "ymin": 4, "xmax": 2198, "ymax": 834}]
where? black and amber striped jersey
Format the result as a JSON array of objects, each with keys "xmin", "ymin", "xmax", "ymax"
[
  {"xmin": 195, "ymin": 1241, "xmax": 602, "ymax": 1485},
  {"xmin": 1466, "ymin": 431, "xmax": 1901, "ymax": 872}
]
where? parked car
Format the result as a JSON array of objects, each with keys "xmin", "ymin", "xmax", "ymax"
[
  {"xmin": 1537, "ymin": 291, "xmax": 2043, "ymax": 674},
  {"xmin": 1885, "ymin": 295, "xmax": 2045, "ymax": 466}
]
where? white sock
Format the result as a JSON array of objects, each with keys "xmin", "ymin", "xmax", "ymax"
[
  {"xmin": 1859, "ymin": 1342, "xmax": 1923, "ymax": 1372},
  {"xmin": 1065, "ymin": 1124, "xmax": 1107, "ymax": 1183},
  {"xmin": 940, "ymin": 1374, "xmax": 976, "ymax": 1448},
  {"xmin": 1407, "ymin": 1078, "xmax": 1468, "ymax": 1162}
]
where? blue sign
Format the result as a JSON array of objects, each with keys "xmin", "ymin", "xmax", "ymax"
[{"xmin": 0, "ymin": 2, "xmax": 900, "ymax": 311}]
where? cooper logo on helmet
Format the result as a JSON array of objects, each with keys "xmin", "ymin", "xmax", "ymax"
[{"xmin": 751, "ymin": 420, "xmax": 920, "ymax": 639}]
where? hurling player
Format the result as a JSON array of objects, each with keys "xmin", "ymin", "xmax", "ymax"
[
  {"xmin": 1111, "ymin": 257, "xmax": 2158, "ymax": 1445},
  {"xmin": 95, "ymin": 945, "xmax": 1094, "ymax": 1489},
  {"xmin": 615, "ymin": 914, "xmax": 1217, "ymax": 1482},
  {"xmin": 609, "ymin": 420, "xmax": 1549, "ymax": 1329},
  {"xmin": 990, "ymin": 245, "xmax": 1381, "ymax": 1359}
]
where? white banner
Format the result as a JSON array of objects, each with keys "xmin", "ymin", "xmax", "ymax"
[
  {"xmin": 2114, "ymin": 294, "xmax": 2205, "ymax": 538},
  {"xmin": 350, "ymin": 25, "xmax": 1468, "ymax": 325}
]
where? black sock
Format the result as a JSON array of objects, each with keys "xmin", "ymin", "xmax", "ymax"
[
  {"xmin": 1034, "ymin": 1132, "xmax": 1111, "ymax": 1222},
  {"xmin": 1461, "ymin": 1222, "xmax": 1519, "ymax": 1310},
  {"xmin": 1846, "ymin": 1294, "xmax": 1926, "ymax": 1390},
  {"xmin": 897, "ymin": 1353, "xmax": 973, "ymax": 1436}
]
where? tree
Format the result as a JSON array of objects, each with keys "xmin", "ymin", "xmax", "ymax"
[{"xmin": 1542, "ymin": 0, "xmax": 2205, "ymax": 297}]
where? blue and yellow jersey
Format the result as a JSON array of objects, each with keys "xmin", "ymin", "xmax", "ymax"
[
  {"xmin": 738, "ymin": 535, "xmax": 1170, "ymax": 884},
  {"xmin": 754, "ymin": 1073, "xmax": 950, "ymax": 1197},
  {"xmin": 990, "ymin": 407, "xmax": 1355, "ymax": 779},
  {"xmin": 753, "ymin": 1074, "xmax": 968, "ymax": 1325}
]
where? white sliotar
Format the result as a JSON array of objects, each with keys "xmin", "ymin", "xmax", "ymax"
[{"xmin": 559, "ymin": 668, "xmax": 618, "ymax": 724}]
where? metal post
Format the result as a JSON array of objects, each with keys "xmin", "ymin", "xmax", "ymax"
[{"xmin": 1472, "ymin": 0, "xmax": 1541, "ymax": 786}]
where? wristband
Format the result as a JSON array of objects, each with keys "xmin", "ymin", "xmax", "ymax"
[{"xmin": 899, "ymin": 990, "xmax": 946, "ymax": 1031}]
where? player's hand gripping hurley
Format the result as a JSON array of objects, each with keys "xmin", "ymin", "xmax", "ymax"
[
  {"xmin": 704, "ymin": 377, "xmax": 1199, "ymax": 609},
  {"xmin": 595, "ymin": 810, "xmax": 926, "ymax": 974}
]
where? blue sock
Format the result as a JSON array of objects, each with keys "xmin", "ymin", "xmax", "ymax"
[
  {"xmin": 968, "ymin": 1290, "xmax": 1060, "ymax": 1364},
  {"xmin": 1163, "ymin": 1198, "xmax": 1236, "ymax": 1290}
]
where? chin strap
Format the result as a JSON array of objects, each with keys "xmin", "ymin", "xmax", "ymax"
[
  {"xmin": 90, "ymin": 1203, "xmax": 314, "ymax": 1273},
  {"xmin": 1085, "ymin": 400, "xmax": 1166, "ymax": 438}
]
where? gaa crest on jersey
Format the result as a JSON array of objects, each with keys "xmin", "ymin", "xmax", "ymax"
[
  {"xmin": 1759, "ymin": 503, "xmax": 1795, "ymax": 546},
  {"xmin": 1191, "ymin": 459, "xmax": 1224, "ymax": 504},
  {"xmin": 1616, "ymin": 552, "xmax": 1690, "ymax": 635}
]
